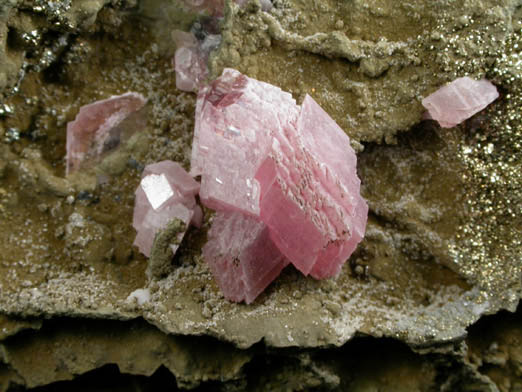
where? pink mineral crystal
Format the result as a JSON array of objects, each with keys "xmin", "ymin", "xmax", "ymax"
[
  {"xmin": 422, "ymin": 77, "xmax": 499, "ymax": 128},
  {"xmin": 133, "ymin": 161, "xmax": 201, "ymax": 257},
  {"xmin": 191, "ymin": 68, "xmax": 298, "ymax": 215},
  {"xmin": 173, "ymin": 31, "xmax": 221, "ymax": 92},
  {"xmin": 192, "ymin": 68, "xmax": 368, "ymax": 302},
  {"xmin": 66, "ymin": 92, "xmax": 147, "ymax": 175},
  {"xmin": 256, "ymin": 95, "xmax": 368, "ymax": 277},
  {"xmin": 203, "ymin": 211, "xmax": 288, "ymax": 303}
]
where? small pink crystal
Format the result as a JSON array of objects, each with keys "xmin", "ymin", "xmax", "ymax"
[
  {"xmin": 192, "ymin": 69, "xmax": 368, "ymax": 302},
  {"xmin": 422, "ymin": 77, "xmax": 499, "ymax": 128},
  {"xmin": 133, "ymin": 161, "xmax": 200, "ymax": 257},
  {"xmin": 173, "ymin": 31, "xmax": 221, "ymax": 92},
  {"xmin": 66, "ymin": 92, "xmax": 146, "ymax": 175},
  {"xmin": 203, "ymin": 211, "xmax": 288, "ymax": 304}
]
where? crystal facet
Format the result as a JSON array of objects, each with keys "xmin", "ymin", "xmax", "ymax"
[
  {"xmin": 191, "ymin": 68, "xmax": 299, "ymax": 216},
  {"xmin": 66, "ymin": 92, "xmax": 146, "ymax": 175},
  {"xmin": 133, "ymin": 161, "xmax": 200, "ymax": 258},
  {"xmin": 422, "ymin": 77, "xmax": 499, "ymax": 128},
  {"xmin": 256, "ymin": 95, "xmax": 368, "ymax": 277},
  {"xmin": 203, "ymin": 211, "xmax": 288, "ymax": 304}
]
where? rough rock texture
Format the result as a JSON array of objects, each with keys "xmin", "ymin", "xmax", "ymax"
[
  {"xmin": 209, "ymin": 0, "xmax": 520, "ymax": 144},
  {"xmin": 0, "ymin": 0, "xmax": 520, "ymax": 390},
  {"xmin": 0, "ymin": 318, "xmax": 252, "ymax": 390},
  {"xmin": 1, "ymin": 309, "xmax": 520, "ymax": 391}
]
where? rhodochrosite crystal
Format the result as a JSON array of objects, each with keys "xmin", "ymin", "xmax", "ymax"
[
  {"xmin": 172, "ymin": 31, "xmax": 221, "ymax": 92},
  {"xmin": 256, "ymin": 95, "xmax": 368, "ymax": 278},
  {"xmin": 203, "ymin": 212, "xmax": 288, "ymax": 304},
  {"xmin": 133, "ymin": 161, "xmax": 201, "ymax": 258},
  {"xmin": 422, "ymin": 77, "xmax": 499, "ymax": 128},
  {"xmin": 66, "ymin": 92, "xmax": 146, "ymax": 174},
  {"xmin": 191, "ymin": 68, "xmax": 299, "ymax": 215},
  {"xmin": 193, "ymin": 68, "xmax": 368, "ymax": 302}
]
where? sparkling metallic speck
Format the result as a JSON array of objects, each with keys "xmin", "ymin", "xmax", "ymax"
[
  {"xmin": 444, "ymin": 24, "xmax": 522, "ymax": 305},
  {"xmin": 5, "ymin": 128, "xmax": 20, "ymax": 143},
  {"xmin": 0, "ymin": 104, "xmax": 13, "ymax": 116}
]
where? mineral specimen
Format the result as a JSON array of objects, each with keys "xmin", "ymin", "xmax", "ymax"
[
  {"xmin": 422, "ymin": 77, "xmax": 499, "ymax": 128},
  {"xmin": 133, "ymin": 161, "xmax": 201, "ymax": 258},
  {"xmin": 193, "ymin": 68, "xmax": 368, "ymax": 301},
  {"xmin": 203, "ymin": 211, "xmax": 288, "ymax": 303},
  {"xmin": 66, "ymin": 92, "xmax": 147, "ymax": 174}
]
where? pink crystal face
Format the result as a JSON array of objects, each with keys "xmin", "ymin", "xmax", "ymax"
[
  {"xmin": 422, "ymin": 77, "xmax": 499, "ymax": 128},
  {"xmin": 132, "ymin": 161, "xmax": 201, "ymax": 257},
  {"xmin": 191, "ymin": 68, "xmax": 299, "ymax": 215},
  {"xmin": 256, "ymin": 95, "xmax": 368, "ymax": 277},
  {"xmin": 66, "ymin": 92, "xmax": 146, "ymax": 175},
  {"xmin": 193, "ymin": 69, "xmax": 368, "ymax": 300},
  {"xmin": 203, "ymin": 211, "xmax": 288, "ymax": 304},
  {"xmin": 173, "ymin": 31, "xmax": 221, "ymax": 92}
]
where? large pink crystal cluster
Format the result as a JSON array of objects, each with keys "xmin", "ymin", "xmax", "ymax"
[
  {"xmin": 66, "ymin": 92, "xmax": 146, "ymax": 175},
  {"xmin": 422, "ymin": 77, "xmax": 499, "ymax": 128},
  {"xmin": 194, "ymin": 69, "xmax": 368, "ymax": 303},
  {"xmin": 133, "ymin": 161, "xmax": 202, "ymax": 257}
]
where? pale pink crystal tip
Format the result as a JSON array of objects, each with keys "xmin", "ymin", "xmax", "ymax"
[
  {"xmin": 422, "ymin": 77, "xmax": 499, "ymax": 128},
  {"xmin": 132, "ymin": 161, "xmax": 201, "ymax": 258}
]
